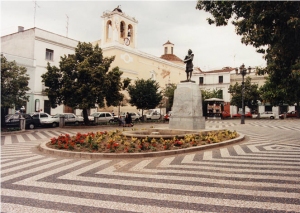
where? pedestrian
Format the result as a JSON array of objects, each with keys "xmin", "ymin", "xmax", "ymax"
[
  {"xmin": 125, "ymin": 113, "xmax": 129, "ymax": 127},
  {"xmin": 127, "ymin": 112, "xmax": 133, "ymax": 127}
]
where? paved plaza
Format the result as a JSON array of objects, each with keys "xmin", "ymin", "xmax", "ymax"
[{"xmin": 1, "ymin": 119, "xmax": 300, "ymax": 212}]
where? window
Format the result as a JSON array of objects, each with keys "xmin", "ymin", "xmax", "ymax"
[
  {"xmin": 46, "ymin": 49, "xmax": 54, "ymax": 61},
  {"xmin": 171, "ymin": 47, "xmax": 173, "ymax": 54},
  {"xmin": 219, "ymin": 76, "xmax": 223, "ymax": 83},
  {"xmin": 164, "ymin": 47, "xmax": 167, "ymax": 54},
  {"xmin": 199, "ymin": 77, "xmax": 204, "ymax": 85},
  {"xmin": 40, "ymin": 114, "xmax": 48, "ymax": 118}
]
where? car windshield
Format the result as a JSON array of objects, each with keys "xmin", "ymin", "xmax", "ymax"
[
  {"xmin": 5, "ymin": 114, "xmax": 13, "ymax": 119},
  {"xmin": 52, "ymin": 114, "xmax": 62, "ymax": 118},
  {"xmin": 90, "ymin": 113, "xmax": 99, "ymax": 117}
]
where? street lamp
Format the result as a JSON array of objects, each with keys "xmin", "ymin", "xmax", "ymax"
[{"xmin": 235, "ymin": 64, "xmax": 252, "ymax": 124}]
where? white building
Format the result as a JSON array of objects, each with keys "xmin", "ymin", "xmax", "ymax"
[
  {"xmin": 1, "ymin": 27, "xmax": 78, "ymax": 115},
  {"xmin": 192, "ymin": 67, "xmax": 234, "ymax": 103}
]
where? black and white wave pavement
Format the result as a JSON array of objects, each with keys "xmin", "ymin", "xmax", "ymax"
[{"xmin": 1, "ymin": 120, "xmax": 300, "ymax": 212}]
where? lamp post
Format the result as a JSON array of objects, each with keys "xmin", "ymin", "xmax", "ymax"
[{"xmin": 235, "ymin": 64, "xmax": 252, "ymax": 124}]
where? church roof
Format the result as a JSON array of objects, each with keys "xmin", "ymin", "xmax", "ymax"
[
  {"xmin": 194, "ymin": 67, "xmax": 235, "ymax": 74},
  {"xmin": 163, "ymin": 40, "xmax": 174, "ymax": 45},
  {"xmin": 160, "ymin": 54, "xmax": 183, "ymax": 62},
  {"xmin": 113, "ymin": 6, "xmax": 122, "ymax": 13}
]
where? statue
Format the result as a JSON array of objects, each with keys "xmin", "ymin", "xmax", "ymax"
[{"xmin": 183, "ymin": 49, "xmax": 194, "ymax": 81}]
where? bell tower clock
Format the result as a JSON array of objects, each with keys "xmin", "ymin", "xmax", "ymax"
[{"xmin": 101, "ymin": 6, "xmax": 138, "ymax": 48}]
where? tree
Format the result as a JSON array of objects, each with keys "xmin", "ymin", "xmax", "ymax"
[
  {"xmin": 163, "ymin": 83, "xmax": 177, "ymax": 112},
  {"xmin": 127, "ymin": 79, "xmax": 162, "ymax": 117},
  {"xmin": 41, "ymin": 42, "xmax": 124, "ymax": 124},
  {"xmin": 228, "ymin": 77, "xmax": 260, "ymax": 111},
  {"xmin": 260, "ymin": 67, "xmax": 300, "ymax": 114},
  {"xmin": 196, "ymin": 1, "xmax": 300, "ymax": 106},
  {"xmin": 1, "ymin": 55, "xmax": 30, "ymax": 127}
]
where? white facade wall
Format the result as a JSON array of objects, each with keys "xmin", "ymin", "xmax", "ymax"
[
  {"xmin": 1, "ymin": 28, "xmax": 78, "ymax": 115},
  {"xmin": 192, "ymin": 71, "xmax": 231, "ymax": 103}
]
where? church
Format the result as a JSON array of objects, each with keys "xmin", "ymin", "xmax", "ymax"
[{"xmin": 1, "ymin": 6, "xmax": 186, "ymax": 115}]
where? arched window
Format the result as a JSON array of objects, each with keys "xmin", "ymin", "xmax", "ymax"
[
  {"xmin": 120, "ymin": 21, "xmax": 125, "ymax": 38},
  {"xmin": 127, "ymin": 24, "xmax": 133, "ymax": 40},
  {"xmin": 106, "ymin": 20, "xmax": 112, "ymax": 40}
]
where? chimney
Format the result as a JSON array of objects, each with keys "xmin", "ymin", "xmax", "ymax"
[{"xmin": 18, "ymin": 26, "xmax": 24, "ymax": 32}]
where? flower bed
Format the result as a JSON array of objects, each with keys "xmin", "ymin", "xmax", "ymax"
[{"xmin": 46, "ymin": 129, "xmax": 238, "ymax": 153}]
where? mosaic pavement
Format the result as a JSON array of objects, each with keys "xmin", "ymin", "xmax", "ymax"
[{"xmin": 1, "ymin": 119, "xmax": 300, "ymax": 212}]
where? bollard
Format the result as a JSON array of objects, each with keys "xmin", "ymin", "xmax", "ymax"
[
  {"xmin": 19, "ymin": 117, "xmax": 26, "ymax": 131},
  {"xmin": 94, "ymin": 116, "xmax": 99, "ymax": 124},
  {"xmin": 59, "ymin": 115, "xmax": 65, "ymax": 127}
]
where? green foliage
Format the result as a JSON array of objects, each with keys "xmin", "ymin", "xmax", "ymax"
[
  {"xmin": 196, "ymin": 1, "xmax": 300, "ymax": 106},
  {"xmin": 127, "ymin": 79, "xmax": 163, "ymax": 114},
  {"xmin": 41, "ymin": 42, "xmax": 124, "ymax": 124},
  {"xmin": 201, "ymin": 89, "xmax": 222, "ymax": 100},
  {"xmin": 163, "ymin": 83, "xmax": 177, "ymax": 112},
  {"xmin": 228, "ymin": 77, "xmax": 260, "ymax": 110},
  {"xmin": 1, "ymin": 55, "xmax": 30, "ymax": 127},
  {"xmin": 260, "ymin": 68, "xmax": 300, "ymax": 107},
  {"xmin": 1, "ymin": 55, "xmax": 30, "ymax": 109}
]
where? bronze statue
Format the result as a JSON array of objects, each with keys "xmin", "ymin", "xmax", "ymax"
[{"xmin": 183, "ymin": 49, "xmax": 194, "ymax": 81}]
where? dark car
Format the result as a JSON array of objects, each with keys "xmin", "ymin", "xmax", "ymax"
[
  {"xmin": 279, "ymin": 111, "xmax": 298, "ymax": 119},
  {"xmin": 5, "ymin": 113, "xmax": 39, "ymax": 129}
]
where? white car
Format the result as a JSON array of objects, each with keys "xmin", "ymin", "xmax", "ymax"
[
  {"xmin": 88, "ymin": 112, "xmax": 114, "ymax": 123},
  {"xmin": 30, "ymin": 112, "xmax": 59, "ymax": 128},
  {"xmin": 114, "ymin": 112, "xmax": 142, "ymax": 122},
  {"xmin": 41, "ymin": 113, "xmax": 83, "ymax": 127},
  {"xmin": 145, "ymin": 111, "xmax": 161, "ymax": 120},
  {"xmin": 253, "ymin": 111, "xmax": 275, "ymax": 119}
]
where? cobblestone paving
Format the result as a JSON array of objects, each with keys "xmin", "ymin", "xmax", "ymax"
[{"xmin": 1, "ymin": 119, "xmax": 300, "ymax": 212}]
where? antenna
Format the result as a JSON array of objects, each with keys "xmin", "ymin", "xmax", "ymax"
[
  {"xmin": 66, "ymin": 14, "xmax": 69, "ymax": 37},
  {"xmin": 33, "ymin": 0, "xmax": 40, "ymax": 27}
]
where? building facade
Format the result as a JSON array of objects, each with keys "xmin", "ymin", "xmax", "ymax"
[
  {"xmin": 1, "ymin": 7, "xmax": 186, "ymax": 116},
  {"xmin": 1, "ymin": 27, "xmax": 78, "ymax": 115}
]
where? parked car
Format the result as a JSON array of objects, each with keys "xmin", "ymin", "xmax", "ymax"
[
  {"xmin": 145, "ymin": 110, "xmax": 161, "ymax": 120},
  {"xmin": 53, "ymin": 113, "xmax": 84, "ymax": 125},
  {"xmin": 114, "ymin": 112, "xmax": 142, "ymax": 122},
  {"xmin": 88, "ymin": 112, "xmax": 114, "ymax": 123},
  {"xmin": 5, "ymin": 113, "xmax": 38, "ymax": 129},
  {"xmin": 164, "ymin": 111, "xmax": 172, "ymax": 121},
  {"xmin": 279, "ymin": 111, "xmax": 298, "ymax": 119},
  {"xmin": 29, "ymin": 112, "xmax": 54, "ymax": 127},
  {"xmin": 232, "ymin": 112, "xmax": 252, "ymax": 118},
  {"xmin": 253, "ymin": 111, "xmax": 275, "ymax": 119}
]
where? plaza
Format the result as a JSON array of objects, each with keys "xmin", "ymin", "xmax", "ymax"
[{"xmin": 1, "ymin": 119, "xmax": 300, "ymax": 212}]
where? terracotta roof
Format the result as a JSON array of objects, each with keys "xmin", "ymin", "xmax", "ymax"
[
  {"xmin": 163, "ymin": 40, "xmax": 174, "ymax": 45},
  {"xmin": 160, "ymin": 54, "xmax": 183, "ymax": 62},
  {"xmin": 202, "ymin": 67, "xmax": 235, "ymax": 73}
]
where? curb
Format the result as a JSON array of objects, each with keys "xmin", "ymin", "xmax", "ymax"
[{"xmin": 38, "ymin": 133, "xmax": 245, "ymax": 159}]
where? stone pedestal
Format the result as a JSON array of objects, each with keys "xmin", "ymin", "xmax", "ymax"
[{"xmin": 169, "ymin": 82, "xmax": 205, "ymax": 130}]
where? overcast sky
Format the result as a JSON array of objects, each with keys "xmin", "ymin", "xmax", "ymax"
[{"xmin": 1, "ymin": 0, "xmax": 267, "ymax": 70}]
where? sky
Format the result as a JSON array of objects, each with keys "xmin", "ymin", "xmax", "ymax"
[{"xmin": 1, "ymin": 0, "xmax": 267, "ymax": 71}]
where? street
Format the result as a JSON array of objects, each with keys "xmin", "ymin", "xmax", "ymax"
[{"xmin": 1, "ymin": 119, "xmax": 300, "ymax": 213}]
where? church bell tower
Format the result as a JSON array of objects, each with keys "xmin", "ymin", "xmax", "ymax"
[{"xmin": 101, "ymin": 6, "xmax": 138, "ymax": 48}]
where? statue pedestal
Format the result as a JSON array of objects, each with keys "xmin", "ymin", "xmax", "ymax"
[{"xmin": 169, "ymin": 82, "xmax": 205, "ymax": 130}]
